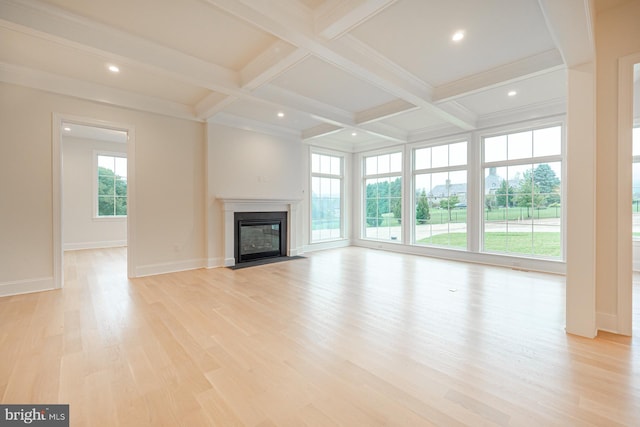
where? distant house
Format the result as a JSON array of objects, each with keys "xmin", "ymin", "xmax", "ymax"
[{"xmin": 426, "ymin": 168, "xmax": 519, "ymax": 206}]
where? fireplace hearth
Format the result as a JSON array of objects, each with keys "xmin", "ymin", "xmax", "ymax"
[{"xmin": 234, "ymin": 211, "xmax": 287, "ymax": 264}]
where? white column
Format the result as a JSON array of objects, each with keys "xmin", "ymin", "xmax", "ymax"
[{"xmin": 565, "ymin": 62, "xmax": 597, "ymax": 337}]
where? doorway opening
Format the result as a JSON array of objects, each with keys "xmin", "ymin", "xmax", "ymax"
[{"xmin": 53, "ymin": 114, "xmax": 136, "ymax": 288}]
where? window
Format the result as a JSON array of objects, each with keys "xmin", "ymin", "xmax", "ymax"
[
  {"xmin": 363, "ymin": 152, "xmax": 402, "ymax": 241},
  {"xmin": 97, "ymin": 153, "xmax": 127, "ymax": 217},
  {"xmin": 414, "ymin": 141, "xmax": 467, "ymax": 248},
  {"xmin": 311, "ymin": 152, "xmax": 343, "ymax": 242},
  {"xmin": 482, "ymin": 125, "xmax": 562, "ymax": 258}
]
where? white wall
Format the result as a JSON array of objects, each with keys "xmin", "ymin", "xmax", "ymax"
[
  {"xmin": 595, "ymin": 1, "xmax": 640, "ymax": 332},
  {"xmin": 206, "ymin": 123, "xmax": 305, "ymax": 266},
  {"xmin": 62, "ymin": 136, "xmax": 127, "ymax": 250},
  {"xmin": 0, "ymin": 82, "xmax": 205, "ymax": 295}
]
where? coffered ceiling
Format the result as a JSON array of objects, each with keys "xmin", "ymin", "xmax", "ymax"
[{"xmin": 0, "ymin": 0, "xmax": 594, "ymax": 151}]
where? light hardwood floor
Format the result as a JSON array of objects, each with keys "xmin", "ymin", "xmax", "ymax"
[{"xmin": 1, "ymin": 247, "xmax": 638, "ymax": 426}]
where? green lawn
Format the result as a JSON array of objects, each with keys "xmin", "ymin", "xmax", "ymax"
[
  {"xmin": 418, "ymin": 232, "xmax": 561, "ymax": 257},
  {"xmin": 423, "ymin": 206, "xmax": 561, "ymax": 226}
]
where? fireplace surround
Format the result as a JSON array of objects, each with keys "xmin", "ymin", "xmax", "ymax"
[{"xmin": 218, "ymin": 197, "xmax": 301, "ymax": 267}]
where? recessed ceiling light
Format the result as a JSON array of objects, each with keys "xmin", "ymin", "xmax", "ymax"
[
  {"xmin": 63, "ymin": 126, "xmax": 71, "ymax": 132},
  {"xmin": 452, "ymin": 30, "xmax": 465, "ymax": 42},
  {"xmin": 277, "ymin": 112, "xmax": 284, "ymax": 118},
  {"xmin": 108, "ymin": 64, "xmax": 120, "ymax": 73},
  {"xmin": 508, "ymin": 90, "xmax": 517, "ymax": 97},
  {"xmin": 351, "ymin": 132, "xmax": 357, "ymax": 136}
]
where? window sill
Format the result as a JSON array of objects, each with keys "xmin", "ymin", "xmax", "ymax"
[{"xmin": 93, "ymin": 216, "xmax": 127, "ymax": 222}]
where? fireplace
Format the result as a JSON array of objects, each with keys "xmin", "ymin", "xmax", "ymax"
[
  {"xmin": 234, "ymin": 211, "xmax": 287, "ymax": 264},
  {"xmin": 217, "ymin": 197, "xmax": 301, "ymax": 267}
]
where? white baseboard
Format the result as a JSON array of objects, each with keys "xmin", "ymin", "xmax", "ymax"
[
  {"xmin": 352, "ymin": 239, "xmax": 566, "ymax": 275},
  {"xmin": 596, "ymin": 312, "xmax": 619, "ymax": 334},
  {"xmin": 289, "ymin": 246, "xmax": 305, "ymax": 257},
  {"xmin": 207, "ymin": 257, "xmax": 224, "ymax": 268},
  {"xmin": 64, "ymin": 240, "xmax": 127, "ymax": 251},
  {"xmin": 304, "ymin": 239, "xmax": 350, "ymax": 253},
  {"xmin": 135, "ymin": 258, "xmax": 206, "ymax": 277},
  {"xmin": 0, "ymin": 276, "xmax": 55, "ymax": 297}
]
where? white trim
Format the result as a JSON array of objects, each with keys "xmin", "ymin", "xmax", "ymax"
[
  {"xmin": 136, "ymin": 259, "xmax": 206, "ymax": 277},
  {"xmin": 353, "ymin": 238, "xmax": 565, "ymax": 275},
  {"xmin": 0, "ymin": 277, "xmax": 55, "ymax": 297},
  {"xmin": 54, "ymin": 113, "xmax": 137, "ymax": 294},
  {"xmin": 64, "ymin": 241, "xmax": 127, "ymax": 251},
  {"xmin": 596, "ymin": 312, "xmax": 619, "ymax": 334},
  {"xmin": 616, "ymin": 53, "xmax": 640, "ymax": 336},
  {"xmin": 304, "ymin": 239, "xmax": 351, "ymax": 253},
  {"xmin": 206, "ymin": 257, "xmax": 225, "ymax": 269}
]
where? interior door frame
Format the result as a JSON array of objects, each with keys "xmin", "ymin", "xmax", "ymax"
[
  {"xmin": 616, "ymin": 52, "xmax": 640, "ymax": 336},
  {"xmin": 52, "ymin": 113, "xmax": 137, "ymax": 287}
]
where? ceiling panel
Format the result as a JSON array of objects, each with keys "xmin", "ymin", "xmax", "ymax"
[
  {"xmin": 39, "ymin": 0, "xmax": 277, "ymax": 71},
  {"xmin": 269, "ymin": 56, "xmax": 398, "ymax": 113},
  {"xmin": 454, "ymin": 69, "xmax": 566, "ymax": 116},
  {"xmin": 318, "ymin": 128, "xmax": 384, "ymax": 145},
  {"xmin": 377, "ymin": 108, "xmax": 449, "ymax": 133},
  {"xmin": 349, "ymin": 0, "xmax": 556, "ymax": 86},
  {"xmin": 223, "ymin": 98, "xmax": 323, "ymax": 131},
  {"xmin": 0, "ymin": 28, "xmax": 213, "ymax": 105}
]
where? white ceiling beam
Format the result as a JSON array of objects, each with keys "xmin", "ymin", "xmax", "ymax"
[
  {"xmin": 433, "ymin": 50, "xmax": 565, "ymax": 103},
  {"xmin": 195, "ymin": 93, "xmax": 238, "ymax": 121},
  {"xmin": 240, "ymin": 40, "xmax": 309, "ymax": 90},
  {"xmin": 210, "ymin": 112, "xmax": 300, "ymax": 139},
  {"xmin": 302, "ymin": 123, "xmax": 344, "ymax": 140},
  {"xmin": 355, "ymin": 99, "xmax": 416, "ymax": 125},
  {"xmin": 0, "ymin": 0, "xmax": 238, "ymax": 91},
  {"xmin": 360, "ymin": 122, "xmax": 407, "ymax": 143},
  {"xmin": 314, "ymin": 0, "xmax": 398, "ymax": 39},
  {"xmin": 254, "ymin": 85, "xmax": 356, "ymax": 128},
  {"xmin": 209, "ymin": 0, "xmax": 476, "ymax": 130},
  {"xmin": 537, "ymin": 0, "xmax": 595, "ymax": 68},
  {"xmin": 0, "ymin": 62, "xmax": 197, "ymax": 121},
  {"xmin": 2, "ymin": 0, "xmax": 408, "ymax": 141}
]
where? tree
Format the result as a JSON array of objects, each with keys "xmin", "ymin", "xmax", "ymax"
[
  {"xmin": 533, "ymin": 163, "xmax": 560, "ymax": 205},
  {"xmin": 495, "ymin": 179, "xmax": 514, "ymax": 208},
  {"xmin": 365, "ymin": 177, "xmax": 402, "ymax": 226},
  {"xmin": 515, "ymin": 170, "xmax": 546, "ymax": 217},
  {"xmin": 98, "ymin": 166, "xmax": 127, "ymax": 216},
  {"xmin": 439, "ymin": 194, "xmax": 460, "ymax": 221},
  {"xmin": 416, "ymin": 189, "xmax": 430, "ymax": 223}
]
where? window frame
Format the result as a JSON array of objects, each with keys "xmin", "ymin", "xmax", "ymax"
[
  {"xmin": 310, "ymin": 149, "xmax": 345, "ymax": 243},
  {"xmin": 361, "ymin": 149, "xmax": 404, "ymax": 242},
  {"xmin": 93, "ymin": 150, "xmax": 127, "ymax": 220},
  {"xmin": 480, "ymin": 123, "xmax": 565, "ymax": 259},
  {"xmin": 411, "ymin": 139, "xmax": 469, "ymax": 249}
]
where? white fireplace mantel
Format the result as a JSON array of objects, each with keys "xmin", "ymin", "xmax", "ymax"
[{"xmin": 216, "ymin": 197, "xmax": 302, "ymax": 267}]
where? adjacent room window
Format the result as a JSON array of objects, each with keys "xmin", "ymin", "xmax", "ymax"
[
  {"xmin": 311, "ymin": 152, "xmax": 343, "ymax": 242},
  {"xmin": 363, "ymin": 151, "xmax": 402, "ymax": 241},
  {"xmin": 482, "ymin": 125, "xmax": 563, "ymax": 258},
  {"xmin": 414, "ymin": 141, "xmax": 467, "ymax": 248},
  {"xmin": 96, "ymin": 153, "xmax": 127, "ymax": 217}
]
